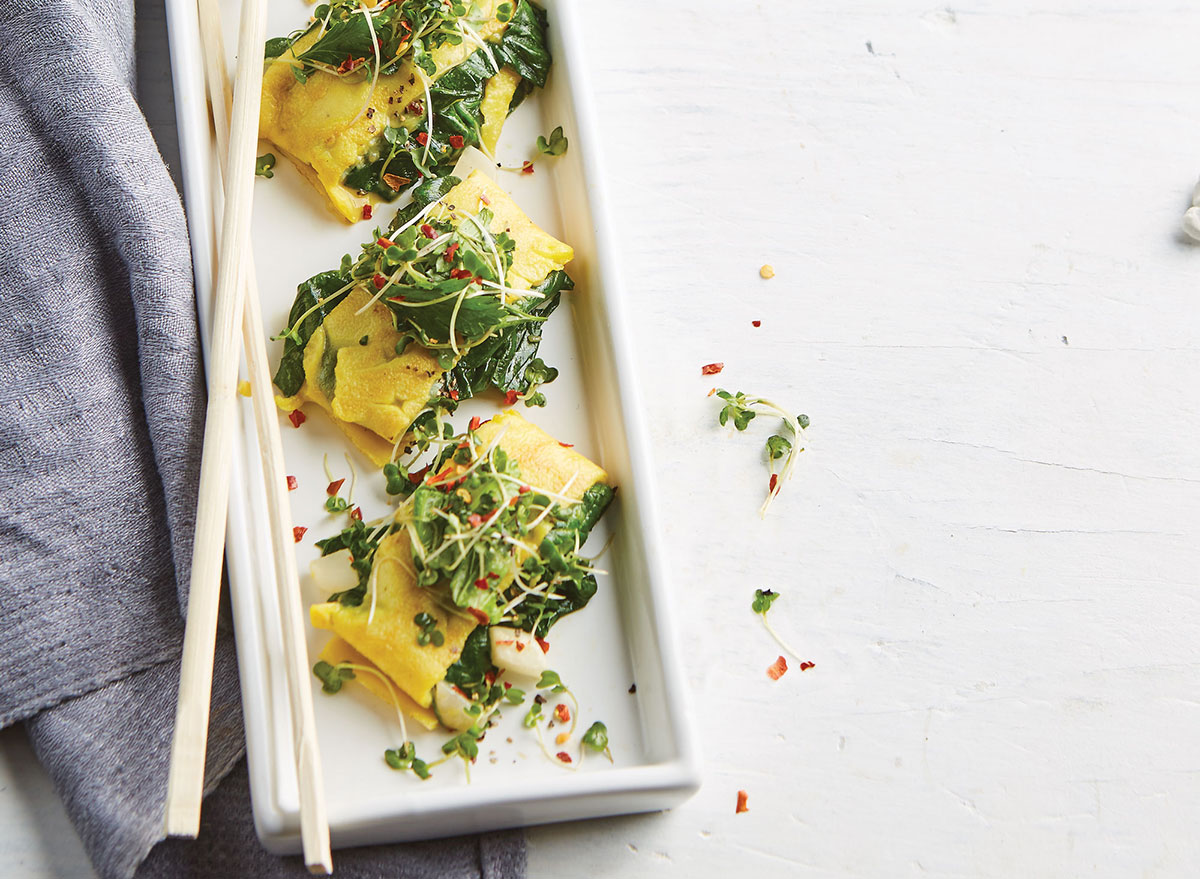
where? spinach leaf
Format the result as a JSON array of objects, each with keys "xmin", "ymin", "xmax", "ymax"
[
  {"xmin": 441, "ymin": 270, "xmax": 572, "ymax": 399},
  {"xmin": 442, "ymin": 626, "xmax": 499, "ymax": 701},
  {"xmin": 493, "ymin": 1, "xmax": 551, "ymax": 88},
  {"xmin": 273, "ymin": 270, "xmax": 352, "ymax": 396}
]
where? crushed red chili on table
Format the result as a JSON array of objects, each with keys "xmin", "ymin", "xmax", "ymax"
[
  {"xmin": 326, "ymin": 478, "xmax": 345, "ymax": 496},
  {"xmin": 449, "ymin": 135, "xmax": 465, "ymax": 149},
  {"xmin": 556, "ymin": 751, "xmax": 572, "ymax": 763},
  {"xmin": 554, "ymin": 704, "xmax": 571, "ymax": 723},
  {"xmin": 769, "ymin": 474, "xmax": 779, "ymax": 494},
  {"xmin": 288, "ymin": 409, "xmax": 306, "ymax": 428},
  {"xmin": 286, "ymin": 475, "xmax": 298, "ymax": 491},
  {"xmin": 735, "ymin": 790, "xmax": 750, "ymax": 814},
  {"xmin": 536, "ymin": 636, "xmax": 550, "ymax": 653},
  {"xmin": 752, "ymin": 320, "xmax": 762, "ymax": 327},
  {"xmin": 349, "ymin": 506, "xmax": 363, "ymax": 521},
  {"xmin": 558, "ymin": 442, "xmax": 574, "ymax": 448},
  {"xmin": 799, "ymin": 661, "xmax": 815, "ymax": 671},
  {"xmin": 447, "ymin": 388, "xmax": 460, "ymax": 401},
  {"xmin": 292, "ymin": 526, "xmax": 307, "ymax": 543},
  {"xmin": 701, "ymin": 362, "xmax": 724, "ymax": 376},
  {"xmin": 360, "ymin": 204, "xmax": 372, "ymax": 220},
  {"xmin": 468, "ymin": 415, "xmax": 482, "ymax": 431},
  {"xmin": 767, "ymin": 655, "xmax": 788, "ymax": 680}
]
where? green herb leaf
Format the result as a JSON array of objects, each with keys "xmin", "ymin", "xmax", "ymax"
[
  {"xmin": 766, "ymin": 433, "xmax": 792, "ymax": 460},
  {"xmin": 255, "ymin": 153, "xmax": 277, "ymax": 178},
  {"xmin": 752, "ymin": 588, "xmax": 779, "ymax": 615},
  {"xmin": 504, "ymin": 687, "xmax": 526, "ymax": 704},
  {"xmin": 582, "ymin": 721, "xmax": 609, "ymax": 752},
  {"xmin": 313, "ymin": 660, "xmax": 355, "ymax": 694},
  {"xmin": 535, "ymin": 126, "xmax": 568, "ymax": 157}
]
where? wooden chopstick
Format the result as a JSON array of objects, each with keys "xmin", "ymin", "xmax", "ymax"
[
  {"xmin": 185, "ymin": 0, "xmax": 333, "ymax": 872},
  {"xmin": 164, "ymin": 0, "xmax": 271, "ymax": 841}
]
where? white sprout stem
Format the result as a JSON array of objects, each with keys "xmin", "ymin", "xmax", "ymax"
[
  {"xmin": 458, "ymin": 211, "xmax": 506, "ymax": 293},
  {"xmin": 349, "ymin": 2, "xmax": 382, "ymax": 125},
  {"xmin": 747, "ymin": 397, "xmax": 806, "ymax": 518},
  {"xmin": 344, "ymin": 451, "xmax": 358, "ymax": 503},
  {"xmin": 532, "ymin": 720, "xmax": 578, "ymax": 771},
  {"xmin": 421, "ymin": 71, "xmax": 434, "ymax": 165},
  {"xmin": 335, "ymin": 661, "xmax": 410, "ymax": 746},
  {"xmin": 456, "ymin": 18, "xmax": 499, "ymax": 73},
  {"xmin": 524, "ymin": 469, "xmax": 579, "ymax": 533},
  {"xmin": 760, "ymin": 614, "xmax": 803, "ymax": 661},
  {"xmin": 322, "ymin": 452, "xmax": 334, "ymax": 484}
]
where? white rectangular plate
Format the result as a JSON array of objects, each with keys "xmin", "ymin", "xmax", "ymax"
[{"xmin": 164, "ymin": 0, "xmax": 700, "ymax": 852}]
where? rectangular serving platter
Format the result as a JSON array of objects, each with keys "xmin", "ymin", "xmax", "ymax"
[{"xmin": 164, "ymin": 0, "xmax": 700, "ymax": 852}]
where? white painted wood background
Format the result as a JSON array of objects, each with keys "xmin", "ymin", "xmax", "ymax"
[{"xmin": 4, "ymin": 0, "xmax": 1200, "ymax": 875}]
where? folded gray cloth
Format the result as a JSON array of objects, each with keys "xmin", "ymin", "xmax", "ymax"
[{"xmin": 0, "ymin": 1, "xmax": 525, "ymax": 876}]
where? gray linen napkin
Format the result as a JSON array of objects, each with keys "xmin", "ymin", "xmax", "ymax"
[{"xmin": 0, "ymin": 1, "xmax": 525, "ymax": 876}]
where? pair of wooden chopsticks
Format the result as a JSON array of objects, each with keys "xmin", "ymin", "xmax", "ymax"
[{"xmin": 164, "ymin": 0, "xmax": 332, "ymax": 873}]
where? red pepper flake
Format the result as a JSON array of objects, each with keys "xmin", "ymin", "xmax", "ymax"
[
  {"xmin": 468, "ymin": 514, "xmax": 484, "ymax": 528},
  {"xmin": 554, "ymin": 704, "xmax": 571, "ymax": 723},
  {"xmin": 514, "ymin": 641, "xmax": 525, "ymax": 652},
  {"xmin": 376, "ymin": 237, "xmax": 393, "ymax": 248},
  {"xmin": 468, "ymin": 607, "xmax": 490, "ymax": 625},
  {"xmin": 408, "ymin": 465, "xmax": 429, "ymax": 484},
  {"xmin": 449, "ymin": 268, "xmax": 473, "ymax": 280},
  {"xmin": 407, "ymin": 100, "xmax": 423, "ymax": 114},
  {"xmin": 415, "ymin": 132, "xmax": 429, "ymax": 146},
  {"xmin": 769, "ymin": 473, "xmax": 779, "ymax": 494},
  {"xmin": 420, "ymin": 223, "xmax": 436, "ymax": 239},
  {"xmin": 488, "ymin": 572, "xmax": 500, "ymax": 580},
  {"xmin": 767, "ymin": 655, "xmax": 788, "ymax": 680},
  {"xmin": 558, "ymin": 442, "xmax": 574, "ymax": 448},
  {"xmin": 518, "ymin": 485, "xmax": 530, "ymax": 495},
  {"xmin": 288, "ymin": 409, "xmax": 307, "ymax": 428},
  {"xmin": 700, "ymin": 362, "xmax": 724, "ymax": 376},
  {"xmin": 447, "ymin": 388, "xmax": 460, "ymax": 401},
  {"xmin": 536, "ymin": 636, "xmax": 550, "ymax": 654},
  {"xmin": 706, "ymin": 387, "xmax": 717, "ymax": 397},
  {"xmin": 799, "ymin": 661, "xmax": 816, "ymax": 671},
  {"xmin": 735, "ymin": 790, "xmax": 750, "ymax": 814},
  {"xmin": 468, "ymin": 415, "xmax": 482, "ymax": 431},
  {"xmin": 449, "ymin": 135, "xmax": 465, "ymax": 149},
  {"xmin": 554, "ymin": 751, "xmax": 572, "ymax": 764},
  {"xmin": 444, "ymin": 242, "xmax": 460, "ymax": 261},
  {"xmin": 326, "ymin": 478, "xmax": 345, "ymax": 496},
  {"xmin": 286, "ymin": 475, "xmax": 298, "ymax": 491},
  {"xmin": 373, "ymin": 273, "xmax": 388, "ymax": 290},
  {"xmin": 479, "ymin": 192, "xmax": 491, "ymax": 206},
  {"xmin": 503, "ymin": 681, "xmax": 512, "ymax": 690},
  {"xmin": 752, "ymin": 320, "xmax": 762, "ymax": 327},
  {"xmin": 293, "ymin": 526, "xmax": 308, "ymax": 543},
  {"xmin": 349, "ymin": 506, "xmax": 363, "ymax": 522},
  {"xmin": 484, "ymin": 670, "xmax": 497, "ymax": 685},
  {"xmin": 336, "ymin": 54, "xmax": 363, "ymax": 74},
  {"xmin": 361, "ymin": 204, "xmax": 373, "ymax": 220},
  {"xmin": 504, "ymin": 390, "xmax": 519, "ymax": 406},
  {"xmin": 521, "ymin": 160, "xmax": 534, "ymax": 175}
]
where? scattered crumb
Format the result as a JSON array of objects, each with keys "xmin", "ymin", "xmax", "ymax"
[
  {"xmin": 865, "ymin": 40, "xmax": 875, "ymax": 54},
  {"xmin": 767, "ymin": 656, "xmax": 788, "ymax": 680},
  {"xmin": 735, "ymin": 790, "xmax": 750, "ymax": 813},
  {"xmin": 1061, "ymin": 335, "xmax": 1069, "ymax": 345},
  {"xmin": 628, "ymin": 683, "xmax": 637, "ymax": 694},
  {"xmin": 759, "ymin": 264, "xmax": 775, "ymax": 279},
  {"xmin": 489, "ymin": 756, "xmax": 498, "ymax": 764},
  {"xmin": 506, "ymin": 737, "xmax": 513, "ymax": 744},
  {"xmin": 237, "ymin": 380, "xmax": 252, "ymax": 397},
  {"xmin": 556, "ymin": 732, "xmax": 570, "ymax": 745}
]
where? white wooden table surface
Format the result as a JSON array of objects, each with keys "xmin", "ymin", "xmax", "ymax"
[{"xmin": 5, "ymin": 0, "xmax": 1200, "ymax": 876}]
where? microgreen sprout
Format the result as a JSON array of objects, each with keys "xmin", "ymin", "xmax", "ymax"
[
  {"xmin": 536, "ymin": 126, "xmax": 568, "ymax": 157},
  {"xmin": 581, "ymin": 721, "xmax": 612, "ymax": 763},
  {"xmin": 255, "ymin": 153, "xmax": 276, "ymax": 178},
  {"xmin": 414, "ymin": 611, "xmax": 446, "ymax": 647},
  {"xmin": 714, "ymin": 389, "xmax": 809, "ymax": 516},
  {"xmin": 752, "ymin": 588, "xmax": 802, "ymax": 660},
  {"xmin": 313, "ymin": 660, "xmax": 355, "ymax": 694}
]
